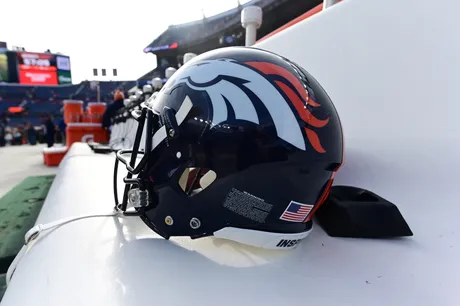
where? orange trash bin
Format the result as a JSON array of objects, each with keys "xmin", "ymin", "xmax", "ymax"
[
  {"xmin": 87, "ymin": 102, "xmax": 107, "ymax": 123},
  {"xmin": 63, "ymin": 100, "xmax": 83, "ymax": 123},
  {"xmin": 66, "ymin": 123, "xmax": 108, "ymax": 147}
]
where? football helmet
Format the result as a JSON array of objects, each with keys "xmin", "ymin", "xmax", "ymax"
[{"xmin": 114, "ymin": 47, "xmax": 343, "ymax": 249}]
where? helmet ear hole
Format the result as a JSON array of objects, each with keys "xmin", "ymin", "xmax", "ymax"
[{"xmin": 177, "ymin": 168, "xmax": 217, "ymax": 196}]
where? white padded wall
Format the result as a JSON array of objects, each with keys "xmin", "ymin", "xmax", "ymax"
[
  {"xmin": 257, "ymin": 0, "xmax": 459, "ymax": 140},
  {"xmin": 256, "ymin": 1, "xmax": 460, "ymax": 303}
]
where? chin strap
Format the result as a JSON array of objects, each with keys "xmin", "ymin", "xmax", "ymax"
[{"xmin": 6, "ymin": 210, "xmax": 124, "ymax": 286}]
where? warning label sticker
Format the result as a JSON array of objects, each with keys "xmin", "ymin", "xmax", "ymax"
[{"xmin": 223, "ymin": 188, "xmax": 273, "ymax": 223}]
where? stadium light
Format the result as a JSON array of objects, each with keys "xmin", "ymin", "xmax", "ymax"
[{"xmin": 241, "ymin": 6, "xmax": 263, "ymax": 46}]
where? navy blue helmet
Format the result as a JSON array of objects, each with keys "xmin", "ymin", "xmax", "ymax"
[{"xmin": 114, "ymin": 47, "xmax": 343, "ymax": 249}]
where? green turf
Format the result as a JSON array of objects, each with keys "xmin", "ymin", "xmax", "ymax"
[{"xmin": 0, "ymin": 175, "xmax": 55, "ymax": 274}]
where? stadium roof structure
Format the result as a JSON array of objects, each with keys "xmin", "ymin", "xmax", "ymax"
[
  {"xmin": 138, "ymin": 0, "xmax": 322, "ymax": 84},
  {"xmin": 143, "ymin": 0, "xmax": 322, "ymax": 55}
]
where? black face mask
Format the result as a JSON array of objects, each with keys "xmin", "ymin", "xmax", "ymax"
[{"xmin": 113, "ymin": 96, "xmax": 193, "ymax": 215}]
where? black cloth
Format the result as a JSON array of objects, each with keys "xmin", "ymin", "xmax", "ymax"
[
  {"xmin": 102, "ymin": 99, "xmax": 124, "ymax": 130},
  {"xmin": 45, "ymin": 119, "xmax": 55, "ymax": 148},
  {"xmin": 27, "ymin": 127, "xmax": 37, "ymax": 145},
  {"xmin": 0, "ymin": 123, "xmax": 5, "ymax": 147}
]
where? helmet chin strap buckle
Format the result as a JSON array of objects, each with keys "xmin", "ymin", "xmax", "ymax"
[{"xmin": 127, "ymin": 188, "xmax": 149, "ymax": 209}]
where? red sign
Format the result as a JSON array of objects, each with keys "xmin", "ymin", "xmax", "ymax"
[{"xmin": 19, "ymin": 70, "xmax": 58, "ymax": 85}]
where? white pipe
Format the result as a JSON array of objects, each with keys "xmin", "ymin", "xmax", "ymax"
[
  {"xmin": 245, "ymin": 24, "xmax": 257, "ymax": 46},
  {"xmin": 241, "ymin": 6, "xmax": 263, "ymax": 47}
]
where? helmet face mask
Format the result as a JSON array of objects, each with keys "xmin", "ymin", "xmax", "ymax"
[
  {"xmin": 114, "ymin": 95, "xmax": 193, "ymax": 210},
  {"xmin": 113, "ymin": 47, "xmax": 343, "ymax": 249}
]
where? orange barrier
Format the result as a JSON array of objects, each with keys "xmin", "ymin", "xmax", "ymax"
[
  {"xmin": 87, "ymin": 102, "xmax": 106, "ymax": 123},
  {"xmin": 63, "ymin": 100, "xmax": 84, "ymax": 123},
  {"xmin": 43, "ymin": 146, "xmax": 68, "ymax": 167},
  {"xmin": 257, "ymin": 1, "xmax": 343, "ymax": 43},
  {"xmin": 66, "ymin": 123, "xmax": 108, "ymax": 147}
]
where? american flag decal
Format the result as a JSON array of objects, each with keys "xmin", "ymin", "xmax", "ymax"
[{"xmin": 279, "ymin": 201, "xmax": 314, "ymax": 222}]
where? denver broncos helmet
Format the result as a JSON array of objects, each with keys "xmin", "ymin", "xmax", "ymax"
[{"xmin": 113, "ymin": 47, "xmax": 343, "ymax": 249}]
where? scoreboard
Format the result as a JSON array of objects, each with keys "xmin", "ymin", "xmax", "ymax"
[
  {"xmin": 16, "ymin": 52, "xmax": 72, "ymax": 85},
  {"xmin": 17, "ymin": 52, "xmax": 58, "ymax": 85},
  {"xmin": 0, "ymin": 50, "xmax": 72, "ymax": 85}
]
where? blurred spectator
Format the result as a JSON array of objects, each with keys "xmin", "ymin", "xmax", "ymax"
[
  {"xmin": 27, "ymin": 123, "xmax": 37, "ymax": 145},
  {"xmin": 55, "ymin": 125, "xmax": 63, "ymax": 143},
  {"xmin": 44, "ymin": 114, "xmax": 55, "ymax": 148},
  {"xmin": 5, "ymin": 132, "xmax": 12, "ymax": 145},
  {"xmin": 0, "ymin": 117, "xmax": 5, "ymax": 147},
  {"xmin": 12, "ymin": 128, "xmax": 22, "ymax": 145},
  {"xmin": 59, "ymin": 117, "xmax": 66, "ymax": 144},
  {"xmin": 22, "ymin": 124, "xmax": 28, "ymax": 143},
  {"xmin": 102, "ymin": 90, "xmax": 125, "ymax": 131},
  {"xmin": 36, "ymin": 126, "xmax": 45, "ymax": 144}
]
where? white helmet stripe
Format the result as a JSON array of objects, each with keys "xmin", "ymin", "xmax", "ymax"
[
  {"xmin": 206, "ymin": 80, "xmax": 259, "ymax": 125},
  {"xmin": 181, "ymin": 59, "xmax": 306, "ymax": 150}
]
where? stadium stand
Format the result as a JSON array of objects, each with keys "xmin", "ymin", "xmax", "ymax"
[
  {"xmin": 0, "ymin": 81, "xmax": 136, "ymax": 128},
  {"xmin": 138, "ymin": 0, "xmax": 322, "ymax": 84},
  {"xmin": 1, "ymin": 0, "xmax": 322, "ymax": 137}
]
